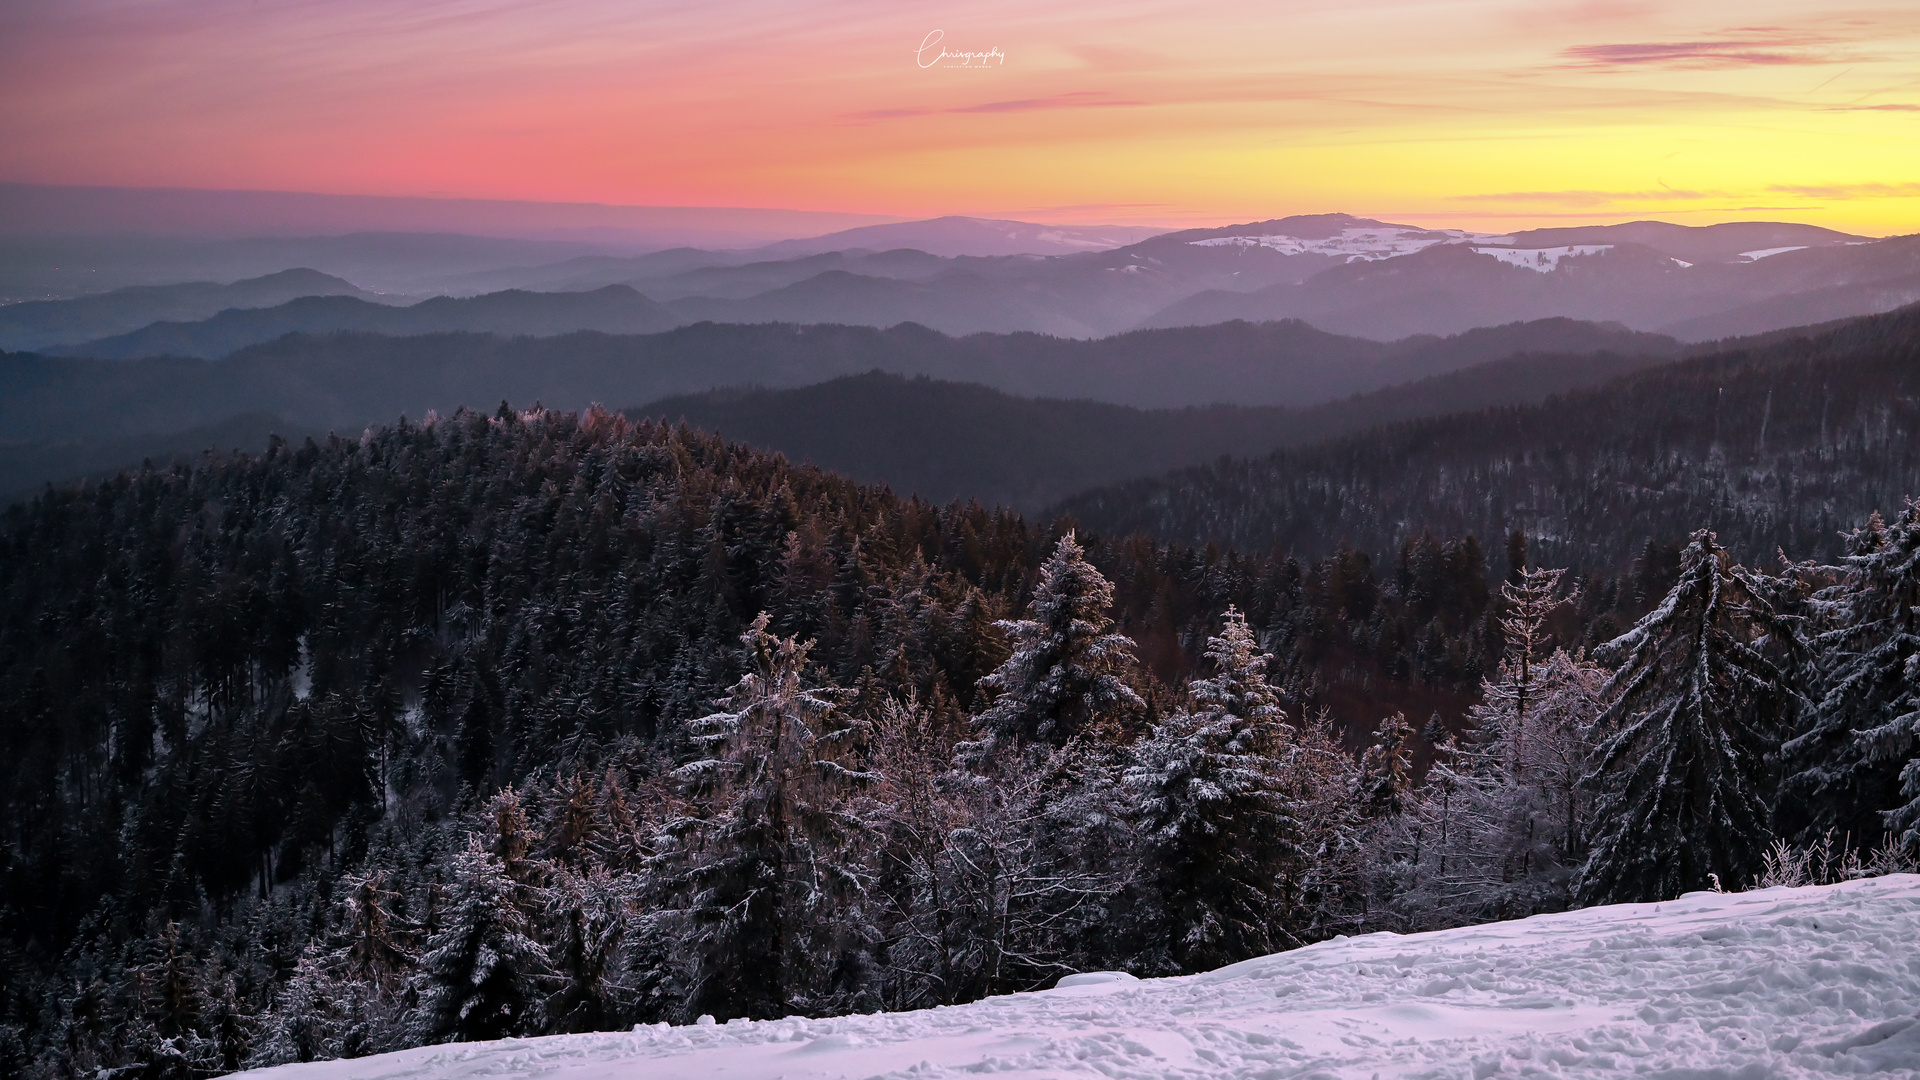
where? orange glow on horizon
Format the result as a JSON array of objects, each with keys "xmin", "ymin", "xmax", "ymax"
[{"xmin": 1, "ymin": 1, "xmax": 1917, "ymax": 235}]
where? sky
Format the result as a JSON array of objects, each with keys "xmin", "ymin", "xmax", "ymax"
[{"xmin": 1, "ymin": 0, "xmax": 1917, "ymax": 235}]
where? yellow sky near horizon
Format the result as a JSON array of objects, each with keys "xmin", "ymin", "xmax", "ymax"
[{"xmin": 1, "ymin": 0, "xmax": 1917, "ymax": 234}]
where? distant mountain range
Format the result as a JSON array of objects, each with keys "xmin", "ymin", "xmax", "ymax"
[
  {"xmin": 1136, "ymin": 219, "xmax": 1910, "ymax": 340},
  {"xmin": 21, "ymin": 214, "xmax": 1918, "ymax": 355}
]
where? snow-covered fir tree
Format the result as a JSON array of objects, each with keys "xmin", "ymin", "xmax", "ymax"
[
  {"xmin": 672, "ymin": 612, "xmax": 874, "ymax": 1021},
  {"xmin": 975, "ymin": 533, "xmax": 1142, "ymax": 748},
  {"xmin": 411, "ymin": 837, "xmax": 550, "ymax": 1043},
  {"xmin": 1578, "ymin": 530, "xmax": 1803, "ymax": 904},
  {"xmin": 1125, "ymin": 608, "xmax": 1306, "ymax": 972},
  {"xmin": 1779, "ymin": 503, "xmax": 1920, "ymax": 849}
]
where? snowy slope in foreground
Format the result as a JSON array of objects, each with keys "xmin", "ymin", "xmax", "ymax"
[{"xmin": 249, "ymin": 876, "xmax": 1920, "ymax": 1079}]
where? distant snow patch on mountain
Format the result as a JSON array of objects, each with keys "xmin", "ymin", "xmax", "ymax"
[
  {"xmin": 1473, "ymin": 245, "xmax": 1614, "ymax": 272},
  {"xmin": 1189, "ymin": 227, "xmax": 1509, "ymax": 262},
  {"xmin": 1738, "ymin": 246, "xmax": 1810, "ymax": 261}
]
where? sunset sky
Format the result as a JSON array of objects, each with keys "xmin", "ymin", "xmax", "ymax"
[{"xmin": 2, "ymin": 0, "xmax": 1918, "ymax": 234}]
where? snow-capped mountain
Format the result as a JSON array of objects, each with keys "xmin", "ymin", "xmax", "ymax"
[{"xmin": 240, "ymin": 875, "xmax": 1920, "ymax": 1079}]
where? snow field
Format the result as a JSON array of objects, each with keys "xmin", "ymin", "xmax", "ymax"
[
  {"xmin": 246, "ymin": 875, "xmax": 1920, "ymax": 1080},
  {"xmin": 1470, "ymin": 246, "xmax": 1614, "ymax": 273}
]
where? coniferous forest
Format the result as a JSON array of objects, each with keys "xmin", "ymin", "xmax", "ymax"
[{"xmin": 2, "ymin": 377, "xmax": 1918, "ymax": 1076}]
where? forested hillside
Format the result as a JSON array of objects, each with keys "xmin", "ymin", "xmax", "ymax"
[
  {"xmin": 1058, "ymin": 302, "xmax": 1920, "ymax": 572},
  {"xmin": 2, "ymin": 401, "xmax": 1916, "ymax": 1076}
]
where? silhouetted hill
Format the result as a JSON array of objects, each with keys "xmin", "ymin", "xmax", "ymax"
[
  {"xmin": 0, "ymin": 268, "xmax": 371, "ymax": 351},
  {"xmin": 0, "ymin": 413, "xmax": 321, "ymax": 505},
  {"xmin": 1053, "ymin": 301, "xmax": 1920, "ymax": 572},
  {"xmin": 61, "ymin": 285, "xmax": 680, "ymax": 359}
]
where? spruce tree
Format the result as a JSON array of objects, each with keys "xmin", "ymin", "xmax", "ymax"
[
  {"xmin": 1356, "ymin": 713, "xmax": 1416, "ymax": 819},
  {"xmin": 1125, "ymin": 608, "xmax": 1304, "ymax": 972},
  {"xmin": 673, "ymin": 612, "xmax": 872, "ymax": 1021},
  {"xmin": 1578, "ymin": 530, "xmax": 1802, "ymax": 905},
  {"xmin": 1779, "ymin": 505, "xmax": 1920, "ymax": 849},
  {"xmin": 976, "ymin": 533, "xmax": 1141, "ymax": 748}
]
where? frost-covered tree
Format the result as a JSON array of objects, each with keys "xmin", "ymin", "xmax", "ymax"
[
  {"xmin": 1356, "ymin": 713, "xmax": 1417, "ymax": 819},
  {"xmin": 673, "ymin": 612, "xmax": 873, "ymax": 1021},
  {"xmin": 250, "ymin": 949, "xmax": 372, "ymax": 1066},
  {"xmin": 1578, "ymin": 530, "xmax": 1803, "ymax": 905},
  {"xmin": 412, "ymin": 838, "xmax": 549, "ymax": 1042},
  {"xmin": 340, "ymin": 870, "xmax": 411, "ymax": 987},
  {"xmin": 976, "ymin": 533, "xmax": 1141, "ymax": 748},
  {"xmin": 1779, "ymin": 504, "xmax": 1920, "ymax": 849},
  {"xmin": 938, "ymin": 742, "xmax": 1128, "ymax": 998},
  {"xmin": 1411, "ymin": 646, "xmax": 1608, "ymax": 925},
  {"xmin": 541, "ymin": 867, "xmax": 633, "ymax": 1033},
  {"xmin": 1126, "ymin": 608, "xmax": 1304, "ymax": 972},
  {"xmin": 1479, "ymin": 566, "xmax": 1577, "ymax": 759}
]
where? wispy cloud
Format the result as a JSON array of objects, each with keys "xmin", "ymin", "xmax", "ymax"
[
  {"xmin": 1770, "ymin": 182, "xmax": 1920, "ymax": 199},
  {"xmin": 1559, "ymin": 27, "xmax": 1862, "ymax": 70},
  {"xmin": 1449, "ymin": 187, "xmax": 1731, "ymax": 207},
  {"xmin": 1824, "ymin": 102, "xmax": 1920, "ymax": 111},
  {"xmin": 847, "ymin": 91, "xmax": 1144, "ymax": 122}
]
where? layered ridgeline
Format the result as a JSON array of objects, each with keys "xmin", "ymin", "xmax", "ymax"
[
  {"xmin": 4, "ymin": 404, "xmax": 1919, "ymax": 1076},
  {"xmin": 0, "ymin": 269, "xmax": 376, "ymax": 353},
  {"xmin": 18, "ymin": 215, "xmax": 1920, "ymax": 348},
  {"xmin": 1056, "ymin": 301, "xmax": 1920, "ymax": 573},
  {"xmin": 0, "ymin": 317, "xmax": 1678, "ymax": 501}
]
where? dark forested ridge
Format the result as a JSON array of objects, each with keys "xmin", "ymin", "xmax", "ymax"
[
  {"xmin": 1057, "ymin": 302, "xmax": 1920, "ymax": 573},
  {"xmin": 630, "ymin": 347, "xmax": 1674, "ymax": 513}
]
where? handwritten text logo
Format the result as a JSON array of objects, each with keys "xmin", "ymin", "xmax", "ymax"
[{"xmin": 917, "ymin": 30, "xmax": 1005, "ymax": 69}]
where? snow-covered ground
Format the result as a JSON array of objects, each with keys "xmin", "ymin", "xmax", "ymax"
[{"xmin": 248, "ymin": 876, "xmax": 1920, "ymax": 1079}]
